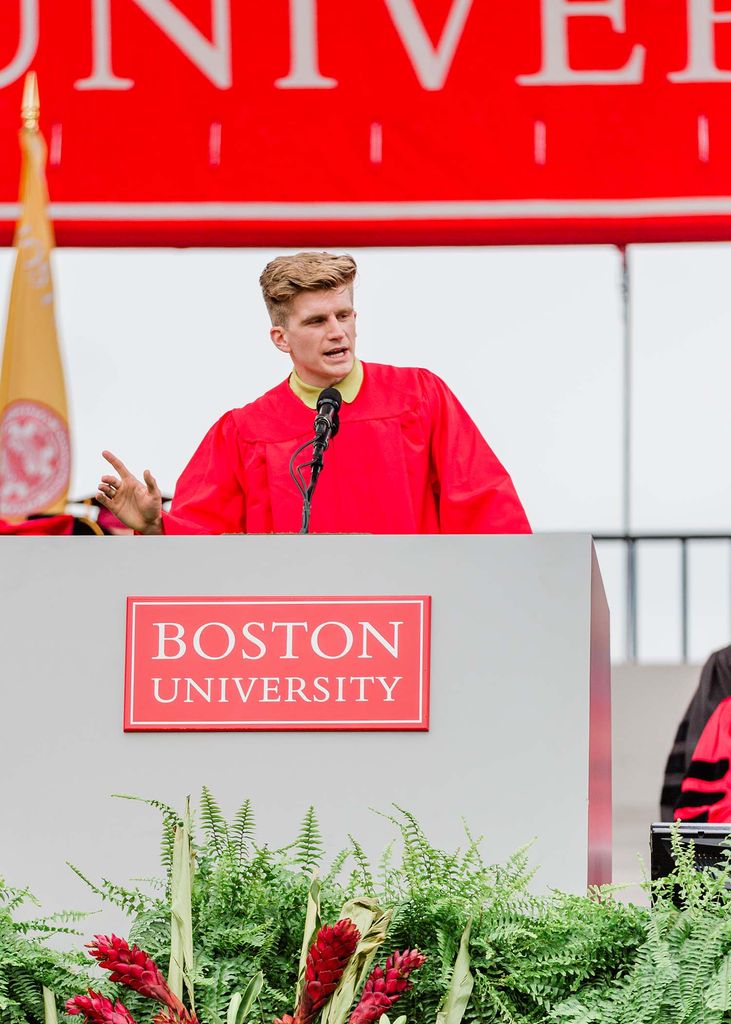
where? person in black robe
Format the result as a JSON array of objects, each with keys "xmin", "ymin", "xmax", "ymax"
[{"xmin": 661, "ymin": 645, "xmax": 731, "ymax": 819}]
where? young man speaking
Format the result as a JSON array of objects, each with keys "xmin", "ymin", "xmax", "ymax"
[{"xmin": 97, "ymin": 252, "xmax": 530, "ymax": 535}]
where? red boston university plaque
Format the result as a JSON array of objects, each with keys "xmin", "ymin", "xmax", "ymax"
[{"xmin": 125, "ymin": 595, "xmax": 430, "ymax": 731}]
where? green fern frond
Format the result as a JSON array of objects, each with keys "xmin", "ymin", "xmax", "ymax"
[
  {"xmin": 112, "ymin": 792, "xmax": 184, "ymax": 828},
  {"xmin": 200, "ymin": 786, "xmax": 231, "ymax": 860},
  {"xmin": 130, "ymin": 875, "xmax": 166, "ymax": 892},
  {"xmin": 347, "ymin": 835, "xmax": 375, "ymax": 896},
  {"xmin": 461, "ymin": 822, "xmax": 486, "ymax": 875},
  {"xmin": 231, "ymin": 799, "xmax": 256, "ymax": 864},
  {"xmin": 324, "ymin": 847, "xmax": 351, "ymax": 885},
  {"xmin": 65, "ymin": 863, "xmax": 156, "ymax": 916},
  {"xmin": 0, "ymin": 881, "xmax": 39, "ymax": 915},
  {"xmin": 391, "ymin": 804, "xmax": 437, "ymax": 883},
  {"xmin": 112, "ymin": 792, "xmax": 184, "ymax": 875},
  {"xmin": 435, "ymin": 925, "xmax": 458, "ymax": 985},
  {"xmin": 294, "ymin": 807, "xmax": 324, "ymax": 876},
  {"xmin": 248, "ymin": 844, "xmax": 276, "ymax": 879}
]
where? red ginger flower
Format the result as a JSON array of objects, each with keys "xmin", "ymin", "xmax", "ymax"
[
  {"xmin": 281, "ymin": 918, "xmax": 360, "ymax": 1024},
  {"xmin": 298, "ymin": 918, "xmax": 361, "ymax": 1022},
  {"xmin": 66, "ymin": 990, "xmax": 138, "ymax": 1024},
  {"xmin": 86, "ymin": 934, "xmax": 189, "ymax": 1022},
  {"xmin": 348, "ymin": 949, "xmax": 427, "ymax": 1024}
]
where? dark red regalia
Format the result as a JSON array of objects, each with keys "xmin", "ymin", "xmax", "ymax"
[
  {"xmin": 675, "ymin": 696, "xmax": 731, "ymax": 822},
  {"xmin": 163, "ymin": 362, "xmax": 531, "ymax": 536}
]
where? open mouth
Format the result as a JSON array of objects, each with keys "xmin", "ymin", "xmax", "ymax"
[{"xmin": 324, "ymin": 347, "xmax": 349, "ymax": 359}]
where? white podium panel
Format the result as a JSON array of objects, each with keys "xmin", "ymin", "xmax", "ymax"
[{"xmin": 0, "ymin": 534, "xmax": 609, "ymax": 928}]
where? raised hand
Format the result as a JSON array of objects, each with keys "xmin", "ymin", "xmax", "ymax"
[{"xmin": 97, "ymin": 450, "xmax": 163, "ymax": 535}]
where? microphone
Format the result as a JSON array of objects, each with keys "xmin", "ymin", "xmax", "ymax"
[
  {"xmin": 313, "ymin": 387, "xmax": 342, "ymax": 445},
  {"xmin": 291, "ymin": 386, "xmax": 342, "ymax": 534}
]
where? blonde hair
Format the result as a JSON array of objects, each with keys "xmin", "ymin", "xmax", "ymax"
[{"xmin": 259, "ymin": 251, "xmax": 357, "ymax": 325}]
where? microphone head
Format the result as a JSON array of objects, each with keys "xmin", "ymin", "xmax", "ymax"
[{"xmin": 317, "ymin": 387, "xmax": 342, "ymax": 411}]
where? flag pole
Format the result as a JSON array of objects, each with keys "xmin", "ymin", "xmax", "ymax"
[{"xmin": 21, "ymin": 71, "xmax": 40, "ymax": 132}]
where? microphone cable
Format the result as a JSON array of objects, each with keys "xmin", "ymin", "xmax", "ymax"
[{"xmin": 289, "ymin": 436, "xmax": 319, "ymax": 534}]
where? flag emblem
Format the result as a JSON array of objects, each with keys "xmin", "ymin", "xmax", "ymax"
[{"xmin": 0, "ymin": 399, "xmax": 70, "ymax": 517}]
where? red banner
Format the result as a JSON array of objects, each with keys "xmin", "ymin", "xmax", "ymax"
[
  {"xmin": 3, "ymin": 1, "xmax": 731, "ymax": 246},
  {"xmin": 124, "ymin": 595, "xmax": 431, "ymax": 731}
]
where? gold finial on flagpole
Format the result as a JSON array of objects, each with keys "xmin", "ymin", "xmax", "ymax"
[{"xmin": 21, "ymin": 71, "xmax": 40, "ymax": 132}]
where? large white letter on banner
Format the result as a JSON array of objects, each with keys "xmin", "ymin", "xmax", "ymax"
[
  {"xmin": 0, "ymin": 0, "xmax": 38, "ymax": 90},
  {"xmin": 275, "ymin": 0, "xmax": 337, "ymax": 88},
  {"xmin": 76, "ymin": 0, "xmax": 231, "ymax": 90},
  {"xmin": 517, "ymin": 0, "xmax": 645, "ymax": 85},
  {"xmin": 75, "ymin": 0, "xmax": 132, "ymax": 90},
  {"xmin": 669, "ymin": 0, "xmax": 731, "ymax": 82},
  {"xmin": 383, "ymin": 0, "xmax": 474, "ymax": 90}
]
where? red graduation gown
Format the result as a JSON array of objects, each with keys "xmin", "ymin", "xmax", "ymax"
[{"xmin": 163, "ymin": 362, "xmax": 531, "ymax": 536}]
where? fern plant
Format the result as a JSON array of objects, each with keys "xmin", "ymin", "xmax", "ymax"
[
  {"xmin": 349, "ymin": 808, "xmax": 647, "ymax": 1024},
  {"xmin": 550, "ymin": 827, "xmax": 731, "ymax": 1023},
  {"xmin": 0, "ymin": 878, "xmax": 93, "ymax": 1024},
  {"xmin": 61, "ymin": 794, "xmax": 731, "ymax": 1024},
  {"xmin": 73, "ymin": 791, "xmax": 349, "ymax": 1024}
]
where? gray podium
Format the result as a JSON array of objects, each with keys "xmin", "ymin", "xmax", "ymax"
[{"xmin": 0, "ymin": 534, "xmax": 609, "ymax": 933}]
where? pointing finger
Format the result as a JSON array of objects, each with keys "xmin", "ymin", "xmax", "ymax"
[{"xmin": 102, "ymin": 450, "xmax": 131, "ymax": 477}]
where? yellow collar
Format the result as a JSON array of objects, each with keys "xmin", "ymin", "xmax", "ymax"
[{"xmin": 289, "ymin": 359, "xmax": 364, "ymax": 409}]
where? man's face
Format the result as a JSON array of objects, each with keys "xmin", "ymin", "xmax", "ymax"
[{"xmin": 270, "ymin": 286, "xmax": 356, "ymax": 388}]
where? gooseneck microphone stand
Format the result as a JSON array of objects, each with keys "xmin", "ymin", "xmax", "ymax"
[{"xmin": 289, "ymin": 388, "xmax": 342, "ymax": 534}]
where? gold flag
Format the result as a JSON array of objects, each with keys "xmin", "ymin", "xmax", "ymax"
[{"xmin": 0, "ymin": 72, "xmax": 70, "ymax": 520}]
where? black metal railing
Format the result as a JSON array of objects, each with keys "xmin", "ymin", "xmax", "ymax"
[{"xmin": 593, "ymin": 534, "xmax": 731, "ymax": 663}]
